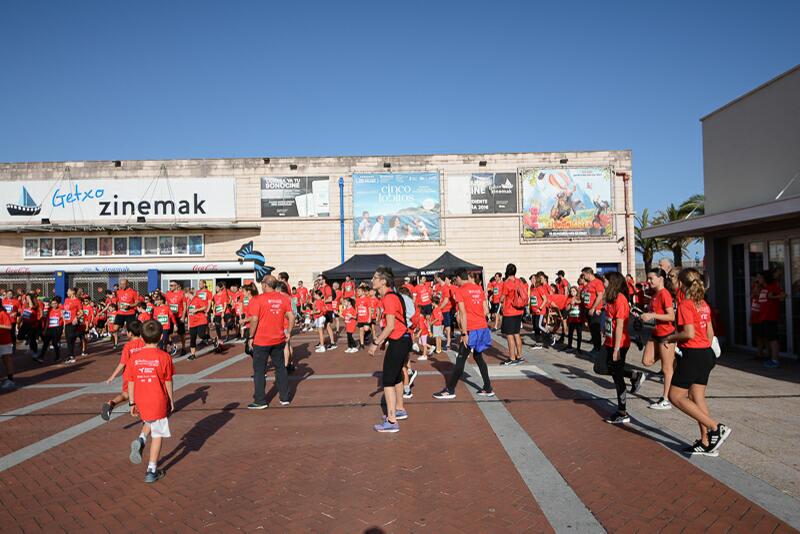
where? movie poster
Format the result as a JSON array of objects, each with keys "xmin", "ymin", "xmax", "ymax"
[
  {"xmin": 521, "ymin": 167, "xmax": 614, "ymax": 239},
  {"xmin": 352, "ymin": 172, "xmax": 441, "ymax": 243},
  {"xmin": 260, "ymin": 176, "xmax": 330, "ymax": 217},
  {"xmin": 446, "ymin": 172, "xmax": 517, "ymax": 214}
]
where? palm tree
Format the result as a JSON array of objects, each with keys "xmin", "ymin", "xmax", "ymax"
[
  {"xmin": 655, "ymin": 203, "xmax": 689, "ymax": 267},
  {"xmin": 635, "ymin": 208, "xmax": 661, "ymax": 272},
  {"xmin": 679, "ymin": 194, "xmax": 705, "ymax": 218}
]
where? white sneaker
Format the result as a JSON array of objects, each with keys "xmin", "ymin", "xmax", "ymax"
[
  {"xmin": 315, "ymin": 346, "xmax": 326, "ymax": 353},
  {"xmin": 0, "ymin": 378, "xmax": 16, "ymax": 390},
  {"xmin": 412, "ymin": 343, "xmax": 420, "ymax": 352},
  {"xmin": 649, "ymin": 398, "xmax": 672, "ymax": 410}
]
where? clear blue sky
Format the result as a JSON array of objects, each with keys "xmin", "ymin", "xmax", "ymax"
[{"xmin": 1, "ymin": 0, "xmax": 798, "ymax": 260}]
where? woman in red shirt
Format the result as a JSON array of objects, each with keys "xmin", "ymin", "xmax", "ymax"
[
  {"xmin": 18, "ymin": 293, "xmax": 42, "ymax": 354},
  {"xmin": 602, "ymin": 272, "xmax": 645, "ymax": 424},
  {"xmin": 34, "ymin": 297, "xmax": 65, "ymax": 364},
  {"xmin": 641, "ymin": 268, "xmax": 676, "ymax": 410},
  {"xmin": 665, "ymin": 268, "xmax": 731, "ymax": 456},
  {"xmin": 187, "ymin": 289, "xmax": 219, "ymax": 360}
]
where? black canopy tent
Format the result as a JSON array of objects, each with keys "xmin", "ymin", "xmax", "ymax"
[
  {"xmin": 418, "ymin": 251, "xmax": 483, "ymax": 278},
  {"xmin": 321, "ymin": 254, "xmax": 418, "ymax": 281}
]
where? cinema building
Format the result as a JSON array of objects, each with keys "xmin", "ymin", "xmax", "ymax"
[
  {"xmin": 645, "ymin": 65, "xmax": 800, "ymax": 358},
  {"xmin": 0, "ymin": 149, "xmax": 633, "ymax": 297}
]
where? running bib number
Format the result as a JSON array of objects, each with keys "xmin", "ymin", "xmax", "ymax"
[
  {"xmin": 569, "ymin": 307, "xmax": 581, "ymax": 318},
  {"xmin": 582, "ymin": 292, "xmax": 591, "ymax": 305},
  {"xmin": 2, "ymin": 304, "xmax": 11, "ymax": 314},
  {"xmin": 169, "ymin": 304, "xmax": 179, "ymax": 313},
  {"xmin": 605, "ymin": 317, "xmax": 613, "ymax": 337},
  {"xmin": 119, "ymin": 302, "xmax": 131, "ymax": 311},
  {"xmin": 530, "ymin": 296, "xmax": 538, "ymax": 308},
  {"xmin": 22, "ymin": 310, "xmax": 32, "ymax": 319},
  {"xmin": 157, "ymin": 314, "xmax": 169, "ymax": 325},
  {"xmin": 215, "ymin": 304, "xmax": 224, "ymax": 314},
  {"xmin": 492, "ymin": 287, "xmax": 499, "ymax": 296},
  {"xmin": 48, "ymin": 316, "xmax": 60, "ymax": 327},
  {"xmin": 188, "ymin": 305, "xmax": 197, "ymax": 315},
  {"xmin": 63, "ymin": 310, "xmax": 72, "ymax": 321}
]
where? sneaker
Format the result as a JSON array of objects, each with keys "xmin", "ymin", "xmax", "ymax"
[
  {"xmin": 530, "ymin": 344, "xmax": 543, "ymax": 350},
  {"xmin": 0, "ymin": 378, "xmax": 16, "ymax": 391},
  {"xmin": 81, "ymin": 352, "xmax": 88, "ymax": 357},
  {"xmin": 187, "ymin": 354, "xmax": 197, "ymax": 361},
  {"xmin": 682, "ymin": 440, "xmax": 702, "ymax": 454},
  {"xmin": 417, "ymin": 355, "xmax": 428, "ymax": 361},
  {"xmin": 707, "ymin": 424, "xmax": 732, "ymax": 453},
  {"xmin": 412, "ymin": 343, "xmax": 420, "ymax": 352},
  {"xmin": 500, "ymin": 359, "xmax": 516, "ymax": 366},
  {"xmin": 373, "ymin": 420, "xmax": 400, "ymax": 433},
  {"xmin": 65, "ymin": 357, "xmax": 76, "ymax": 364},
  {"xmin": 630, "ymin": 371, "xmax": 645, "ymax": 394},
  {"xmin": 403, "ymin": 389, "xmax": 413, "ymax": 399},
  {"xmin": 477, "ymin": 389, "xmax": 495, "ymax": 397},
  {"xmin": 408, "ymin": 369, "xmax": 418, "ymax": 387},
  {"xmin": 129, "ymin": 438, "xmax": 144, "ymax": 464},
  {"xmin": 549, "ymin": 337, "xmax": 557, "ymax": 347},
  {"xmin": 328, "ymin": 344, "xmax": 338, "ymax": 350},
  {"xmin": 763, "ymin": 359, "xmax": 780, "ymax": 369},
  {"xmin": 170, "ymin": 346, "xmax": 178, "ymax": 357},
  {"xmin": 314, "ymin": 346, "xmax": 326, "ymax": 353},
  {"xmin": 648, "ymin": 398, "xmax": 672, "ymax": 410},
  {"xmin": 688, "ymin": 441, "xmax": 719, "ymax": 457},
  {"xmin": 144, "ymin": 469, "xmax": 165, "ymax": 483},
  {"xmin": 604, "ymin": 411, "xmax": 631, "ymax": 424},
  {"xmin": 395, "ymin": 409, "xmax": 408, "ymax": 420},
  {"xmin": 510, "ymin": 358, "xmax": 526, "ymax": 366},
  {"xmin": 247, "ymin": 402, "xmax": 269, "ymax": 410},
  {"xmin": 279, "ymin": 400, "xmax": 291, "ymax": 406},
  {"xmin": 32, "ymin": 355, "xmax": 44, "ymax": 364},
  {"xmin": 101, "ymin": 402, "xmax": 113, "ymax": 421},
  {"xmin": 433, "ymin": 389, "xmax": 456, "ymax": 400},
  {"xmin": 287, "ymin": 363, "xmax": 296, "ymax": 373}
]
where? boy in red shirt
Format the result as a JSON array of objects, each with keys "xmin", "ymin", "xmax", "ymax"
[
  {"xmin": 101, "ymin": 321, "xmax": 145, "ymax": 421},
  {"xmin": 136, "ymin": 302, "xmax": 151, "ymax": 323},
  {"xmin": 343, "ymin": 298, "xmax": 358, "ymax": 353},
  {"xmin": 355, "ymin": 286, "xmax": 373, "ymax": 350},
  {"xmin": 125, "ymin": 320, "xmax": 175, "ymax": 483},
  {"xmin": 431, "ymin": 296, "xmax": 444, "ymax": 354},
  {"xmin": 152, "ymin": 293, "xmax": 175, "ymax": 354}
]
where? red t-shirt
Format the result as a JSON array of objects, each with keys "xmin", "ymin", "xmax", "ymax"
[
  {"xmin": 677, "ymin": 299, "xmax": 711, "ymax": 349},
  {"xmin": 413, "ymin": 312, "xmax": 430, "ymax": 336},
  {"xmin": 250, "ymin": 292, "xmax": 293, "ymax": 346},
  {"xmin": 124, "ymin": 346, "xmax": 174, "ymax": 421},
  {"xmin": 431, "ymin": 306, "xmax": 444, "ymax": 326},
  {"xmin": 63, "ymin": 297, "xmax": 82, "ymax": 324},
  {"xmin": 370, "ymin": 296, "xmax": 381, "ymax": 319},
  {"xmin": 212, "ymin": 290, "xmax": 230, "ymax": 317},
  {"xmin": 196, "ymin": 289, "xmax": 212, "ymax": 304},
  {"xmin": 453, "ymin": 282, "xmax": 488, "ymax": 331},
  {"xmin": 415, "ymin": 284, "xmax": 432, "ymax": 306},
  {"xmin": 582, "ymin": 278, "xmax": 604, "ymax": 310},
  {"xmin": 1, "ymin": 298, "xmax": 19, "ymax": 320},
  {"xmin": 153, "ymin": 304, "xmax": 173, "ymax": 328},
  {"xmin": 604, "ymin": 294, "xmax": 631, "ymax": 348},
  {"xmin": 165, "ymin": 290, "xmax": 186, "ymax": 318},
  {"xmin": 187, "ymin": 296, "xmax": 209, "ymax": 328},
  {"xmin": 381, "ymin": 292, "xmax": 408, "ymax": 340},
  {"xmin": 501, "ymin": 277, "xmax": 524, "ymax": 317},
  {"xmin": 137, "ymin": 311, "xmax": 152, "ymax": 322},
  {"xmin": 46, "ymin": 307, "xmax": 65, "ymax": 328},
  {"xmin": 296, "ymin": 287, "xmax": 310, "ymax": 305},
  {"xmin": 312, "ymin": 299, "xmax": 326, "ymax": 319},
  {"xmin": 530, "ymin": 285, "xmax": 547, "ymax": 315},
  {"xmin": 342, "ymin": 281, "xmax": 356, "ymax": 299},
  {"xmin": 439, "ymin": 284, "xmax": 454, "ymax": 312},
  {"xmin": 322, "ymin": 285, "xmax": 334, "ymax": 312},
  {"xmin": 344, "ymin": 307, "xmax": 357, "ymax": 333},
  {"xmin": 750, "ymin": 293, "xmax": 762, "ymax": 324},
  {"xmin": 487, "ymin": 280, "xmax": 502, "ymax": 304},
  {"xmin": 759, "ymin": 282, "xmax": 782, "ymax": 322},
  {"xmin": 651, "ymin": 288, "xmax": 676, "ymax": 337},
  {"xmin": 120, "ymin": 337, "xmax": 146, "ymax": 367},
  {"xmin": 548, "ymin": 293, "xmax": 570, "ymax": 310},
  {"xmin": 82, "ymin": 305, "xmax": 96, "ymax": 326},
  {"xmin": 557, "ymin": 278, "xmax": 570, "ymax": 295},
  {"xmin": 116, "ymin": 288, "xmax": 139, "ymax": 316},
  {"xmin": 355, "ymin": 296, "xmax": 371, "ymax": 323},
  {"xmin": 0, "ymin": 310, "xmax": 12, "ymax": 345}
]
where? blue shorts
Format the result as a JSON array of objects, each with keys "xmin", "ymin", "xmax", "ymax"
[
  {"xmin": 443, "ymin": 311, "xmax": 453, "ymax": 328},
  {"xmin": 467, "ymin": 328, "xmax": 492, "ymax": 353}
]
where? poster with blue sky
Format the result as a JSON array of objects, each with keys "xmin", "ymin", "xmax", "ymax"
[{"xmin": 352, "ymin": 172, "xmax": 441, "ymax": 243}]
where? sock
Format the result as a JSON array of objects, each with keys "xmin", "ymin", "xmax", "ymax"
[
  {"xmin": 147, "ymin": 461, "xmax": 156, "ymax": 472},
  {"xmin": 139, "ymin": 432, "xmax": 147, "ymax": 443}
]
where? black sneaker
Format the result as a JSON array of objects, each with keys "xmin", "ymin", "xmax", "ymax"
[
  {"xmin": 187, "ymin": 354, "xmax": 197, "ymax": 361},
  {"xmin": 707, "ymin": 424, "xmax": 732, "ymax": 453},
  {"xmin": 433, "ymin": 389, "xmax": 456, "ymax": 400},
  {"xmin": 287, "ymin": 363, "xmax": 296, "ymax": 373},
  {"xmin": 630, "ymin": 371, "xmax": 645, "ymax": 394},
  {"xmin": 500, "ymin": 359, "xmax": 516, "ymax": 366},
  {"xmin": 604, "ymin": 411, "xmax": 631, "ymax": 424},
  {"xmin": 247, "ymin": 402, "xmax": 268, "ymax": 410},
  {"xmin": 686, "ymin": 440, "xmax": 718, "ymax": 457},
  {"xmin": 682, "ymin": 439, "xmax": 702, "ymax": 454},
  {"xmin": 101, "ymin": 402, "xmax": 112, "ymax": 421},
  {"xmin": 144, "ymin": 469, "xmax": 165, "ymax": 483}
]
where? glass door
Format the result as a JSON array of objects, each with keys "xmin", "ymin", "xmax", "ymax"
[
  {"xmin": 791, "ymin": 239, "xmax": 800, "ymax": 357},
  {"xmin": 748, "ymin": 242, "xmax": 765, "ymax": 347},
  {"xmin": 731, "ymin": 244, "xmax": 747, "ymax": 345},
  {"xmin": 768, "ymin": 241, "xmax": 788, "ymax": 352}
]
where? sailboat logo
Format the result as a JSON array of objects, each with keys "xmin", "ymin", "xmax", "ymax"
[{"xmin": 6, "ymin": 186, "xmax": 42, "ymax": 216}]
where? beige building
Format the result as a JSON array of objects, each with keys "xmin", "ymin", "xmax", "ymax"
[
  {"xmin": 0, "ymin": 150, "xmax": 633, "ymax": 297},
  {"xmin": 646, "ymin": 64, "xmax": 800, "ymax": 357}
]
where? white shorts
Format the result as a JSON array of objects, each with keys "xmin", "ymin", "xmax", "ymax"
[
  {"xmin": 314, "ymin": 317, "xmax": 326, "ymax": 329},
  {"xmin": 144, "ymin": 417, "xmax": 171, "ymax": 438},
  {"xmin": 0, "ymin": 345, "xmax": 11, "ymax": 356},
  {"xmin": 432, "ymin": 326, "xmax": 444, "ymax": 338}
]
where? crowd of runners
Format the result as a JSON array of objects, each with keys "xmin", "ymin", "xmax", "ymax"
[{"xmin": 0, "ymin": 256, "xmax": 763, "ymax": 482}]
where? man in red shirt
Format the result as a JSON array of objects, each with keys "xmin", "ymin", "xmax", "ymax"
[
  {"xmin": 434, "ymin": 273, "xmax": 455, "ymax": 349},
  {"xmin": 342, "ymin": 275, "xmax": 356, "ymax": 299},
  {"xmin": 165, "ymin": 281, "xmax": 188, "ymax": 356},
  {"xmin": 434, "ymin": 269, "xmax": 493, "ymax": 399},
  {"xmin": 296, "ymin": 281, "xmax": 310, "ymax": 307},
  {"xmin": 114, "ymin": 278, "xmax": 140, "ymax": 348},
  {"xmin": 581, "ymin": 267, "xmax": 605, "ymax": 353},
  {"xmin": 369, "ymin": 267, "xmax": 411, "ymax": 433},
  {"xmin": 499, "ymin": 263, "xmax": 526, "ymax": 365},
  {"xmin": 126, "ymin": 320, "xmax": 175, "ymax": 483},
  {"xmin": 247, "ymin": 275, "xmax": 295, "ymax": 409}
]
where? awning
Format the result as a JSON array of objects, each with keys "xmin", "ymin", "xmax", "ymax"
[
  {"xmin": 418, "ymin": 251, "xmax": 483, "ymax": 277},
  {"xmin": 642, "ymin": 196, "xmax": 800, "ymax": 239},
  {"xmin": 322, "ymin": 254, "xmax": 418, "ymax": 280},
  {"xmin": 0, "ymin": 222, "xmax": 261, "ymax": 233}
]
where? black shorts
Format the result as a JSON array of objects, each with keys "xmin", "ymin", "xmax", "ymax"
[
  {"xmin": 442, "ymin": 311, "xmax": 453, "ymax": 328},
  {"xmin": 96, "ymin": 319, "xmax": 106, "ymax": 329},
  {"xmin": 760, "ymin": 320, "xmax": 778, "ymax": 342},
  {"xmin": 213, "ymin": 315, "xmax": 223, "ymax": 324},
  {"xmin": 501, "ymin": 315, "xmax": 522, "ymax": 335},
  {"xmin": 421, "ymin": 304, "xmax": 433, "ymax": 316},
  {"xmin": 382, "ymin": 335, "xmax": 412, "ymax": 388},
  {"xmin": 114, "ymin": 314, "xmax": 135, "ymax": 328},
  {"xmin": 672, "ymin": 347, "xmax": 716, "ymax": 388},
  {"xmin": 189, "ymin": 324, "xmax": 209, "ymax": 348},
  {"xmin": 325, "ymin": 311, "xmax": 334, "ymax": 323},
  {"xmin": 357, "ymin": 322, "xmax": 370, "ymax": 328},
  {"xmin": 490, "ymin": 302, "xmax": 499, "ymax": 314}
]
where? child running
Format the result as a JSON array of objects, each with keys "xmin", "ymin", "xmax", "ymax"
[
  {"xmin": 126, "ymin": 320, "xmax": 175, "ymax": 483},
  {"xmin": 101, "ymin": 321, "xmax": 144, "ymax": 421},
  {"xmin": 343, "ymin": 298, "xmax": 358, "ymax": 353}
]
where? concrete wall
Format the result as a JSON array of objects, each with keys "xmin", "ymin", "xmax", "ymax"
[
  {"xmin": 702, "ymin": 67, "xmax": 800, "ymax": 214},
  {"xmin": 0, "ymin": 150, "xmax": 633, "ymax": 284}
]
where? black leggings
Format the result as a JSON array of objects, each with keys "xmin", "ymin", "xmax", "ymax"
[
  {"xmin": 39, "ymin": 326, "xmax": 63, "ymax": 361},
  {"xmin": 589, "ymin": 314, "xmax": 602, "ymax": 351},
  {"xmin": 19, "ymin": 322, "xmax": 40, "ymax": 353},
  {"xmin": 605, "ymin": 346, "xmax": 633, "ymax": 412},
  {"xmin": 568, "ymin": 322, "xmax": 583, "ymax": 350},
  {"xmin": 447, "ymin": 341, "xmax": 492, "ymax": 394},
  {"xmin": 347, "ymin": 332, "xmax": 357, "ymax": 348},
  {"xmin": 189, "ymin": 325, "xmax": 210, "ymax": 349},
  {"xmin": 65, "ymin": 324, "xmax": 84, "ymax": 358}
]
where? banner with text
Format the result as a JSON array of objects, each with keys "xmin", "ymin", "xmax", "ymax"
[
  {"xmin": 260, "ymin": 176, "xmax": 330, "ymax": 217},
  {"xmin": 0, "ymin": 178, "xmax": 236, "ymax": 223},
  {"xmin": 446, "ymin": 172, "xmax": 517, "ymax": 214},
  {"xmin": 352, "ymin": 172, "xmax": 441, "ymax": 243},
  {"xmin": 520, "ymin": 167, "xmax": 613, "ymax": 239}
]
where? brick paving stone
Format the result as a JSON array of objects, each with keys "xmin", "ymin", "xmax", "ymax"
[
  {"xmin": 0, "ymin": 386, "xmax": 79, "ymax": 414},
  {"xmin": 498, "ymin": 376, "xmax": 797, "ymax": 532}
]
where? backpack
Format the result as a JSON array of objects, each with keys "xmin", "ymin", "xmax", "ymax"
[{"xmin": 510, "ymin": 278, "xmax": 528, "ymax": 310}]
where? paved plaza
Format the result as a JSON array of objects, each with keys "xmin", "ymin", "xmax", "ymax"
[{"xmin": 0, "ymin": 332, "xmax": 798, "ymax": 533}]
